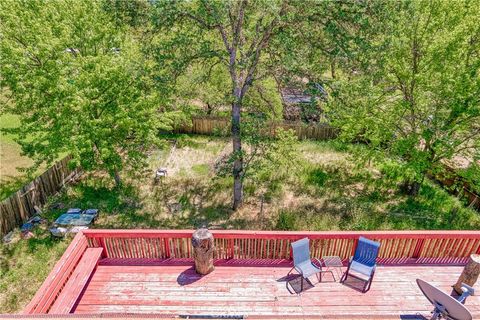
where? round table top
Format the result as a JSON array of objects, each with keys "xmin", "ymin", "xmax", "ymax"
[{"xmin": 322, "ymin": 256, "xmax": 343, "ymax": 267}]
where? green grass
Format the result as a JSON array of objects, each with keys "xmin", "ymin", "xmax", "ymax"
[
  {"xmin": 192, "ymin": 164, "xmax": 210, "ymax": 176},
  {"xmin": 0, "ymin": 111, "xmax": 66, "ymax": 310},
  {"xmin": 1, "ymin": 135, "xmax": 479, "ymax": 313},
  {"xmin": 0, "ymin": 228, "xmax": 70, "ymax": 313},
  {"xmin": 0, "ymin": 113, "xmax": 21, "ymax": 143},
  {"xmin": 0, "ymin": 113, "xmax": 37, "ymax": 199},
  {"xmin": 0, "ymin": 113, "xmax": 66, "ymax": 200}
]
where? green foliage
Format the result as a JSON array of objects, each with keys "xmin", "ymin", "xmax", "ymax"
[
  {"xmin": 175, "ymin": 135, "xmax": 205, "ymax": 149},
  {"xmin": 326, "ymin": 0, "xmax": 480, "ymax": 192},
  {"xmin": 255, "ymin": 129, "xmax": 299, "ymax": 181},
  {"xmin": 191, "ymin": 164, "xmax": 210, "ymax": 176},
  {"xmin": 306, "ymin": 168, "xmax": 329, "ymax": 187},
  {"xmin": 0, "ymin": 113, "xmax": 20, "ymax": 144},
  {"xmin": 243, "ymin": 77, "xmax": 283, "ymax": 120},
  {"xmin": 458, "ymin": 163, "xmax": 480, "ymax": 194},
  {"xmin": 0, "ymin": 0, "xmax": 165, "ymax": 183},
  {"xmin": 102, "ymin": 0, "xmax": 151, "ymax": 28},
  {"xmin": 275, "ymin": 210, "xmax": 297, "ymax": 231},
  {"xmin": 175, "ymin": 64, "xmax": 230, "ymax": 115},
  {"xmin": 0, "ymin": 230, "xmax": 69, "ymax": 313},
  {"xmin": 245, "ymin": 128, "xmax": 299, "ymax": 198}
]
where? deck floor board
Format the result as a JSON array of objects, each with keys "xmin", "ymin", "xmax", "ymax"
[{"xmin": 72, "ymin": 260, "xmax": 480, "ymax": 319}]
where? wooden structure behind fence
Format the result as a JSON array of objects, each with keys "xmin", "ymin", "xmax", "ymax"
[
  {"xmin": 0, "ymin": 156, "xmax": 80, "ymax": 236},
  {"xmin": 177, "ymin": 116, "xmax": 338, "ymax": 140}
]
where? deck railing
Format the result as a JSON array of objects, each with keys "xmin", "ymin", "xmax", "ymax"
[
  {"xmin": 83, "ymin": 229, "xmax": 480, "ymax": 265},
  {"xmin": 24, "ymin": 232, "xmax": 88, "ymax": 314},
  {"xmin": 24, "ymin": 229, "xmax": 480, "ymax": 314}
]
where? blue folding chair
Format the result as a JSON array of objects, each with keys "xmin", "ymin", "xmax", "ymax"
[
  {"xmin": 289, "ymin": 238, "xmax": 327, "ymax": 292},
  {"xmin": 341, "ymin": 236, "xmax": 381, "ymax": 292}
]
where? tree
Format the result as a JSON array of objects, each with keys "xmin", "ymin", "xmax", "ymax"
[
  {"xmin": 151, "ymin": 0, "xmax": 290, "ymax": 209},
  {"xmin": 0, "ymin": 0, "xmax": 163, "ymax": 185},
  {"xmin": 327, "ymin": 0, "xmax": 480, "ymax": 195},
  {"xmin": 175, "ymin": 63, "xmax": 231, "ymax": 115}
]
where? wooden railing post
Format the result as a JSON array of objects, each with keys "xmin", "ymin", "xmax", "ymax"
[
  {"xmin": 229, "ymin": 239, "xmax": 234, "ymax": 259},
  {"xmin": 413, "ymin": 239, "xmax": 425, "ymax": 259},
  {"xmin": 164, "ymin": 238, "xmax": 171, "ymax": 258},
  {"xmin": 351, "ymin": 238, "xmax": 359, "ymax": 258},
  {"xmin": 99, "ymin": 237, "xmax": 108, "ymax": 258}
]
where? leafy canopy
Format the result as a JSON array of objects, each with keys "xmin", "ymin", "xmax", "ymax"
[
  {"xmin": 0, "ymin": 0, "xmax": 163, "ymax": 182},
  {"xmin": 327, "ymin": 0, "xmax": 480, "ymax": 188}
]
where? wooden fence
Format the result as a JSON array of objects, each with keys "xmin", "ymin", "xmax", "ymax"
[
  {"xmin": 0, "ymin": 156, "xmax": 80, "ymax": 236},
  {"xmin": 177, "ymin": 116, "xmax": 338, "ymax": 140},
  {"xmin": 433, "ymin": 164, "xmax": 480, "ymax": 210}
]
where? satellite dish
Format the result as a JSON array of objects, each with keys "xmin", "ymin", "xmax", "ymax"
[{"xmin": 416, "ymin": 279, "xmax": 472, "ymax": 320}]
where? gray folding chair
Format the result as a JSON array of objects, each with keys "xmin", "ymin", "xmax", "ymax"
[{"xmin": 289, "ymin": 238, "xmax": 331, "ymax": 291}]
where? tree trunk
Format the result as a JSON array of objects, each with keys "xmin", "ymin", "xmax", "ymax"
[
  {"xmin": 232, "ymin": 99, "xmax": 243, "ymax": 210},
  {"xmin": 454, "ymin": 254, "xmax": 480, "ymax": 294},
  {"xmin": 113, "ymin": 170, "xmax": 122, "ymax": 187},
  {"xmin": 331, "ymin": 60, "xmax": 336, "ymax": 79},
  {"xmin": 192, "ymin": 228, "xmax": 215, "ymax": 275}
]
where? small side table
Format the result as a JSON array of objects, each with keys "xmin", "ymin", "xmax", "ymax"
[{"xmin": 321, "ymin": 256, "xmax": 344, "ymax": 282}]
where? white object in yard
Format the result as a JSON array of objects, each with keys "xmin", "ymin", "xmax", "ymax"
[
  {"xmin": 70, "ymin": 226, "xmax": 89, "ymax": 233},
  {"xmin": 156, "ymin": 167, "xmax": 168, "ymax": 178},
  {"xmin": 50, "ymin": 227, "xmax": 69, "ymax": 238}
]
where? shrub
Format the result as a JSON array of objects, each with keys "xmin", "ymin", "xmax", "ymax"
[
  {"xmin": 306, "ymin": 168, "xmax": 329, "ymax": 187},
  {"xmin": 275, "ymin": 210, "xmax": 297, "ymax": 230}
]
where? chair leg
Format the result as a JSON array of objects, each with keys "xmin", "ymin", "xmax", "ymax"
[
  {"xmin": 330, "ymin": 270, "xmax": 336, "ymax": 282},
  {"xmin": 362, "ymin": 279, "xmax": 368, "ymax": 293},
  {"xmin": 364, "ymin": 270, "xmax": 375, "ymax": 292},
  {"xmin": 341, "ymin": 264, "xmax": 351, "ymax": 283}
]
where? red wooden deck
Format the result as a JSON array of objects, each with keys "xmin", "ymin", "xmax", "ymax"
[
  {"xmin": 68, "ymin": 258, "xmax": 478, "ymax": 319},
  {"xmin": 20, "ymin": 229, "xmax": 480, "ymax": 319}
]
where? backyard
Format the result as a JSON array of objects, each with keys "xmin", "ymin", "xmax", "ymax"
[
  {"xmin": 1, "ymin": 134, "xmax": 479, "ymax": 313},
  {"xmin": 0, "ymin": 114, "xmax": 38, "ymax": 200},
  {"xmin": 1, "ymin": 0, "xmax": 479, "ymax": 316}
]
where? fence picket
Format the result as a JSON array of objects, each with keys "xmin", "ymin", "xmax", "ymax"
[
  {"xmin": 0, "ymin": 155, "xmax": 80, "ymax": 236},
  {"xmin": 176, "ymin": 116, "xmax": 338, "ymax": 141}
]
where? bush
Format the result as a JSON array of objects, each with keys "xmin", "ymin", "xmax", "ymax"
[
  {"xmin": 458, "ymin": 164, "xmax": 480, "ymax": 194},
  {"xmin": 306, "ymin": 168, "xmax": 329, "ymax": 187},
  {"xmin": 275, "ymin": 210, "xmax": 297, "ymax": 230}
]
